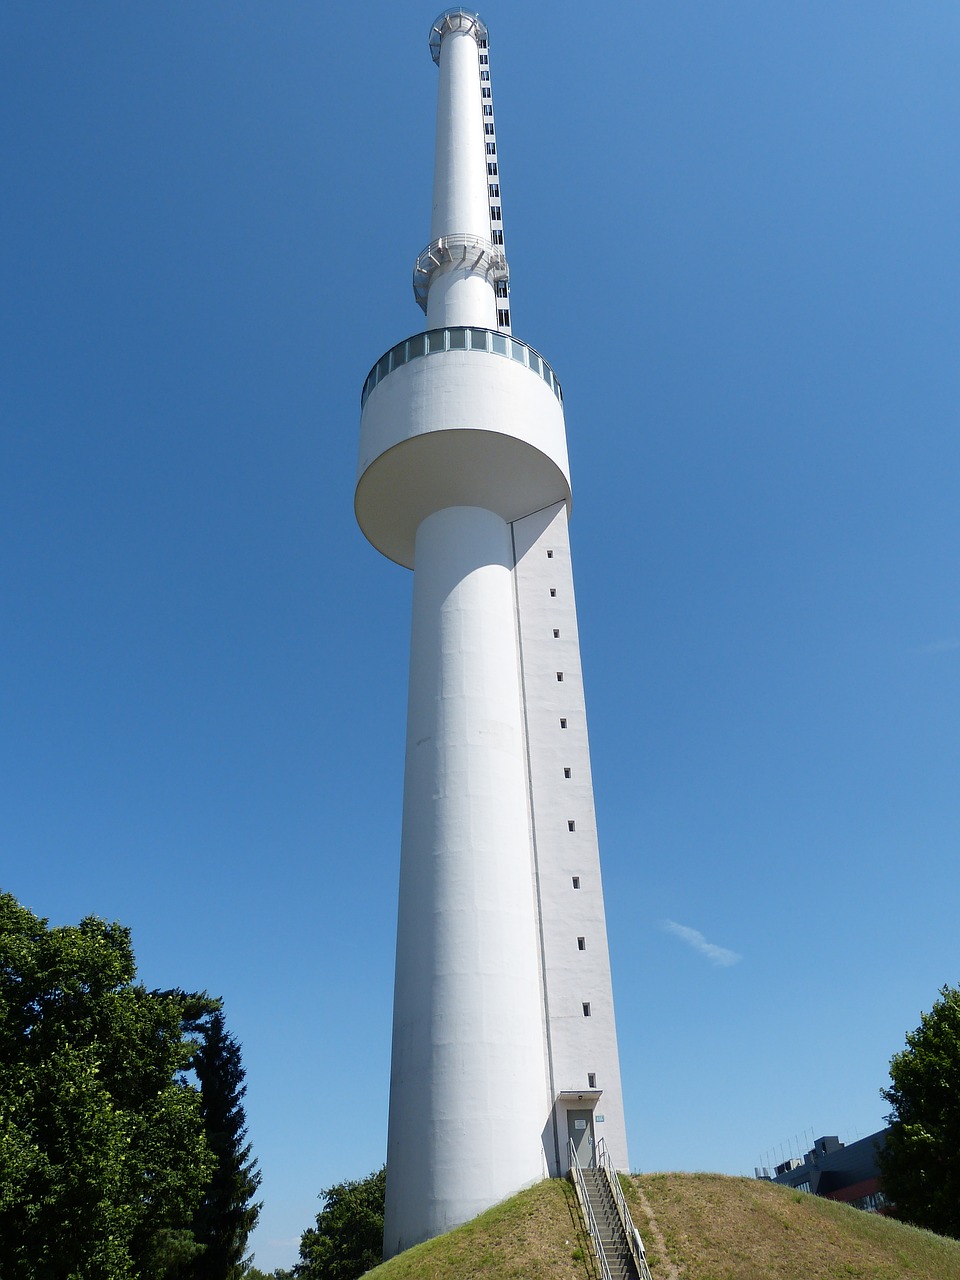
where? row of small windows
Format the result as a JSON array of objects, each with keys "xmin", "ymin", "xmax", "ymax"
[
  {"xmin": 481, "ymin": 69, "xmax": 490, "ymax": 80},
  {"xmin": 362, "ymin": 326, "xmax": 563, "ymax": 407},
  {"xmin": 552, "ymin": 566, "xmax": 583, "ymax": 901},
  {"xmin": 482, "ymin": 86, "xmax": 491, "ymax": 97},
  {"xmin": 483, "ymin": 105, "xmax": 493, "ymax": 117},
  {"xmin": 487, "ymin": 162, "xmax": 498, "ymax": 176},
  {"xmin": 486, "ymin": 141, "xmax": 497, "ymax": 155},
  {"xmin": 557, "ymin": 586, "xmax": 588, "ymax": 1020},
  {"xmin": 489, "ymin": 183, "xmax": 500, "ymax": 197}
]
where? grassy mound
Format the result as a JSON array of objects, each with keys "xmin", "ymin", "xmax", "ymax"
[
  {"xmin": 363, "ymin": 1171, "xmax": 960, "ymax": 1279},
  {"xmin": 626, "ymin": 1172, "xmax": 960, "ymax": 1280},
  {"xmin": 364, "ymin": 1177, "xmax": 593, "ymax": 1279}
]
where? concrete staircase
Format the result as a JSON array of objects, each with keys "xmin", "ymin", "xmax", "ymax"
[{"xmin": 580, "ymin": 1167, "xmax": 642, "ymax": 1280}]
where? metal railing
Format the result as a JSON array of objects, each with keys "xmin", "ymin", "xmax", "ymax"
[
  {"xmin": 413, "ymin": 233, "xmax": 508, "ymax": 313},
  {"xmin": 568, "ymin": 1138, "xmax": 613, "ymax": 1280},
  {"xmin": 596, "ymin": 1137, "xmax": 654, "ymax": 1280}
]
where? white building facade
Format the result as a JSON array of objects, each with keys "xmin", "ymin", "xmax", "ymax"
[{"xmin": 355, "ymin": 9, "xmax": 629, "ymax": 1259}]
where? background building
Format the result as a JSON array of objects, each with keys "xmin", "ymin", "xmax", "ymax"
[{"xmin": 760, "ymin": 1130, "xmax": 890, "ymax": 1214}]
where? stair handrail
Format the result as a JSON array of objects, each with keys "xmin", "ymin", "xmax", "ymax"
[
  {"xmin": 595, "ymin": 1137, "xmax": 654, "ymax": 1280},
  {"xmin": 568, "ymin": 1137, "xmax": 613, "ymax": 1280}
]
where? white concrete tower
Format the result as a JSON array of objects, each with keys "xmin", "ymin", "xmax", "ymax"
[{"xmin": 356, "ymin": 9, "xmax": 629, "ymax": 1259}]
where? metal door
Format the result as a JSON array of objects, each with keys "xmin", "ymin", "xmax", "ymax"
[{"xmin": 567, "ymin": 1108, "xmax": 595, "ymax": 1169}]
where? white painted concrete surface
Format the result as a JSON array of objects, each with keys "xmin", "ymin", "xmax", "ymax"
[
  {"xmin": 427, "ymin": 25, "xmax": 497, "ymax": 329},
  {"xmin": 356, "ymin": 347, "xmax": 570, "ymax": 568},
  {"xmin": 513, "ymin": 503, "xmax": 630, "ymax": 1176},
  {"xmin": 360, "ymin": 9, "xmax": 632, "ymax": 1260},
  {"xmin": 382, "ymin": 506, "xmax": 550, "ymax": 1256}
]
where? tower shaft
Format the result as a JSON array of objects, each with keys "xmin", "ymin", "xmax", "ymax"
[
  {"xmin": 385, "ymin": 506, "xmax": 549, "ymax": 1249},
  {"xmin": 356, "ymin": 9, "xmax": 629, "ymax": 1259}
]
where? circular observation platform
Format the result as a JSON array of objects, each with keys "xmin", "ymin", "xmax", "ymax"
[
  {"xmin": 429, "ymin": 9, "xmax": 487, "ymax": 64},
  {"xmin": 356, "ymin": 326, "xmax": 570, "ymax": 569},
  {"xmin": 412, "ymin": 235, "xmax": 508, "ymax": 315}
]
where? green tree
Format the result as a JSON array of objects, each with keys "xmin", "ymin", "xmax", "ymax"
[
  {"xmin": 184, "ymin": 1008, "xmax": 262, "ymax": 1279},
  {"xmin": 0, "ymin": 892, "xmax": 216, "ymax": 1278},
  {"xmin": 881, "ymin": 983, "xmax": 960, "ymax": 1238},
  {"xmin": 293, "ymin": 1167, "xmax": 386, "ymax": 1280}
]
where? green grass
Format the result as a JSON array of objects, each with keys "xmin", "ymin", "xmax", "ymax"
[
  {"xmin": 360, "ymin": 1172, "xmax": 960, "ymax": 1279},
  {"xmin": 624, "ymin": 1172, "xmax": 960, "ymax": 1280},
  {"xmin": 363, "ymin": 1177, "xmax": 597, "ymax": 1279}
]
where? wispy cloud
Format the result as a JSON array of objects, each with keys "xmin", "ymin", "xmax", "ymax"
[
  {"xmin": 914, "ymin": 638, "xmax": 960, "ymax": 656},
  {"xmin": 661, "ymin": 919, "xmax": 742, "ymax": 967}
]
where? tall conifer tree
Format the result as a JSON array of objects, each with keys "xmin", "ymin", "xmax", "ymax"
[{"xmin": 186, "ymin": 1009, "xmax": 262, "ymax": 1278}]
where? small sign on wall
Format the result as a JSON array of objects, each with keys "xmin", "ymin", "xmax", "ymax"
[
  {"xmin": 595, "ymin": 1114, "xmax": 605, "ymax": 1123},
  {"xmin": 574, "ymin": 1119, "xmax": 586, "ymax": 1130}
]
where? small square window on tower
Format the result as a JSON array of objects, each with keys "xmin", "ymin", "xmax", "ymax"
[
  {"xmin": 546, "ymin": 549, "xmax": 554, "ymax": 558},
  {"xmin": 571, "ymin": 876, "xmax": 580, "ymax": 889},
  {"xmin": 559, "ymin": 718, "xmax": 567, "ymax": 729},
  {"xmin": 556, "ymin": 672, "xmax": 564, "ymax": 682},
  {"xmin": 577, "ymin": 937, "xmax": 585, "ymax": 951},
  {"xmin": 567, "ymin": 820, "xmax": 576, "ymax": 832},
  {"xmin": 563, "ymin": 767, "xmax": 571, "ymax": 778},
  {"xmin": 553, "ymin": 629, "xmax": 560, "ymax": 638},
  {"xmin": 587, "ymin": 1073, "xmax": 597, "ymax": 1088},
  {"xmin": 582, "ymin": 1002, "xmax": 591, "ymax": 1017},
  {"xmin": 549, "ymin": 588, "xmax": 557, "ymax": 597}
]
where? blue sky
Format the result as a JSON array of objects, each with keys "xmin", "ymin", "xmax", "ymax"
[{"xmin": 2, "ymin": 1, "xmax": 958, "ymax": 1269}]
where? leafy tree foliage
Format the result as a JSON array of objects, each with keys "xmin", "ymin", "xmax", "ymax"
[
  {"xmin": 881, "ymin": 983, "xmax": 960, "ymax": 1238},
  {"xmin": 0, "ymin": 892, "xmax": 216, "ymax": 1277},
  {"xmin": 0, "ymin": 892, "xmax": 261, "ymax": 1279},
  {"xmin": 293, "ymin": 1167, "xmax": 386, "ymax": 1280},
  {"xmin": 184, "ymin": 1008, "xmax": 262, "ymax": 1279}
]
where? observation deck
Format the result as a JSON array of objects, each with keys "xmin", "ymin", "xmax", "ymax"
[
  {"xmin": 361, "ymin": 324, "xmax": 561, "ymax": 409},
  {"xmin": 356, "ymin": 325, "xmax": 570, "ymax": 568}
]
